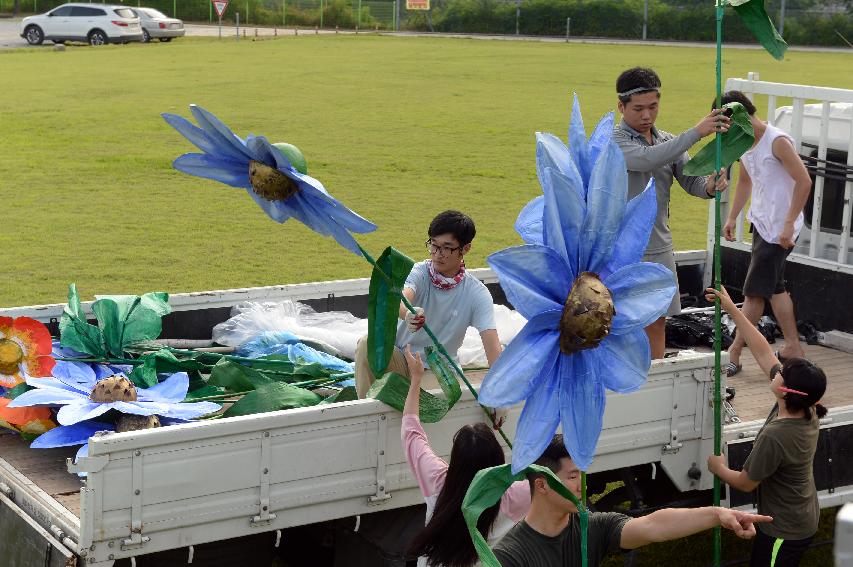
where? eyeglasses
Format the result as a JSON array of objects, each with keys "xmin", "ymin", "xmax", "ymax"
[{"xmin": 425, "ymin": 239, "xmax": 462, "ymax": 256}]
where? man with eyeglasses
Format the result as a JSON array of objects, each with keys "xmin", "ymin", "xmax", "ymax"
[{"xmin": 355, "ymin": 210, "xmax": 502, "ymax": 398}]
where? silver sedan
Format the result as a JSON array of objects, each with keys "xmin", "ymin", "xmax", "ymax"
[{"xmin": 132, "ymin": 7, "xmax": 185, "ymax": 43}]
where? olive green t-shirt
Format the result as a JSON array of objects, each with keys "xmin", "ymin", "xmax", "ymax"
[
  {"xmin": 493, "ymin": 512, "xmax": 629, "ymax": 567},
  {"xmin": 744, "ymin": 404, "xmax": 820, "ymax": 540}
]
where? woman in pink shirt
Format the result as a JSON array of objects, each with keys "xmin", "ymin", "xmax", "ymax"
[{"xmin": 402, "ymin": 346, "xmax": 531, "ymax": 567}]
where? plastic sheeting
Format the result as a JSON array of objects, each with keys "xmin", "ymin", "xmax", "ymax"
[{"xmin": 212, "ymin": 300, "xmax": 527, "ymax": 368}]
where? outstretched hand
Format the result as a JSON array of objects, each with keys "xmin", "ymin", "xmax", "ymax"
[
  {"xmin": 404, "ymin": 345, "xmax": 424, "ymax": 388},
  {"xmin": 717, "ymin": 508, "xmax": 773, "ymax": 540},
  {"xmin": 696, "ymin": 108, "xmax": 732, "ymax": 137},
  {"xmin": 705, "ymin": 285, "xmax": 737, "ymax": 314}
]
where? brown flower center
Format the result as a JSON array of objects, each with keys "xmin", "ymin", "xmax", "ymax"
[
  {"xmin": 116, "ymin": 414, "xmax": 161, "ymax": 433},
  {"xmin": 0, "ymin": 339, "xmax": 24, "ymax": 375},
  {"xmin": 559, "ymin": 272, "xmax": 616, "ymax": 355},
  {"xmin": 249, "ymin": 160, "xmax": 300, "ymax": 202},
  {"xmin": 90, "ymin": 375, "xmax": 138, "ymax": 403}
]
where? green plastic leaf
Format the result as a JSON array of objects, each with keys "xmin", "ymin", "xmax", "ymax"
[
  {"xmin": 4, "ymin": 383, "xmax": 32, "ymax": 400},
  {"xmin": 684, "ymin": 102, "xmax": 755, "ymax": 176},
  {"xmin": 58, "ymin": 284, "xmax": 106, "ymax": 357},
  {"xmin": 462, "ymin": 464, "xmax": 583, "ymax": 567},
  {"xmin": 366, "ymin": 246, "xmax": 415, "ymax": 377},
  {"xmin": 128, "ymin": 356, "xmax": 158, "ymax": 388},
  {"xmin": 729, "ymin": 0, "xmax": 787, "ymax": 60},
  {"xmin": 368, "ymin": 346, "xmax": 463, "ymax": 423},
  {"xmin": 222, "ymin": 381, "xmax": 322, "ymax": 417},
  {"xmin": 91, "ymin": 292, "xmax": 172, "ymax": 357},
  {"xmin": 184, "ymin": 384, "xmax": 227, "ymax": 400},
  {"xmin": 208, "ymin": 359, "xmax": 272, "ymax": 392},
  {"xmin": 320, "ymin": 386, "xmax": 359, "ymax": 405}
]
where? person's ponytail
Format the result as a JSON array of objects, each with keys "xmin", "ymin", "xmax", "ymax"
[{"xmin": 815, "ymin": 403, "xmax": 828, "ymax": 419}]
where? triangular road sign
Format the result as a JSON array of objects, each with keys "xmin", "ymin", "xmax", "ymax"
[{"xmin": 212, "ymin": 0, "xmax": 229, "ymax": 17}]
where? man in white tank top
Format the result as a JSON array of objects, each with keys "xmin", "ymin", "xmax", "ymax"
[{"xmin": 721, "ymin": 91, "xmax": 812, "ymax": 377}]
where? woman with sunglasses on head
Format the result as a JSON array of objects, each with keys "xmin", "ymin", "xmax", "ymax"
[
  {"xmin": 706, "ymin": 286, "xmax": 827, "ymax": 567},
  {"xmin": 402, "ymin": 346, "xmax": 530, "ymax": 567}
]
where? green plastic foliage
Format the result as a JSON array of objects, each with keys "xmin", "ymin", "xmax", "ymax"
[
  {"xmin": 728, "ymin": 0, "xmax": 787, "ymax": 60},
  {"xmin": 59, "ymin": 285, "xmax": 171, "ymax": 358},
  {"xmin": 59, "ymin": 284, "xmax": 106, "ymax": 357},
  {"xmin": 5, "ymin": 383, "xmax": 32, "ymax": 400},
  {"xmin": 128, "ymin": 356, "xmax": 158, "ymax": 388},
  {"xmin": 462, "ymin": 464, "xmax": 583, "ymax": 567},
  {"xmin": 368, "ymin": 346, "xmax": 463, "ymax": 423},
  {"xmin": 208, "ymin": 359, "xmax": 272, "ymax": 392},
  {"xmin": 222, "ymin": 381, "xmax": 322, "ymax": 417},
  {"xmin": 320, "ymin": 386, "xmax": 359, "ymax": 405},
  {"xmin": 367, "ymin": 246, "xmax": 415, "ymax": 377},
  {"xmin": 684, "ymin": 102, "xmax": 755, "ymax": 176}
]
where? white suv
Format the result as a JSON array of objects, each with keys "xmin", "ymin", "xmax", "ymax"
[{"xmin": 20, "ymin": 3, "xmax": 143, "ymax": 46}]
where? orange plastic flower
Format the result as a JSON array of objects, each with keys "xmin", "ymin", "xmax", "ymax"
[
  {"xmin": 0, "ymin": 317, "xmax": 56, "ymax": 388},
  {"xmin": 0, "ymin": 397, "xmax": 56, "ymax": 439}
]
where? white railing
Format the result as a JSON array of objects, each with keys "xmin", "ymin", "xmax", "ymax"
[{"xmin": 708, "ymin": 72, "xmax": 853, "ymax": 276}]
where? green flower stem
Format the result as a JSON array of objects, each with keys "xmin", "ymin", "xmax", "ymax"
[
  {"xmin": 54, "ymin": 356, "xmax": 144, "ymax": 366},
  {"xmin": 581, "ymin": 472, "xmax": 588, "ymax": 567},
  {"xmin": 186, "ymin": 390, "xmax": 254, "ymax": 402},
  {"xmin": 713, "ymin": 3, "xmax": 724, "ymax": 565},
  {"xmin": 358, "ymin": 244, "xmax": 512, "ymax": 448}
]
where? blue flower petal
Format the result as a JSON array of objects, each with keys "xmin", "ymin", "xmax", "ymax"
[
  {"xmin": 93, "ymin": 364, "xmax": 133, "ymax": 380},
  {"xmin": 559, "ymin": 352, "xmax": 605, "ymax": 471},
  {"xmin": 161, "ymin": 113, "xmax": 222, "ymax": 157},
  {"xmin": 515, "ymin": 196, "xmax": 544, "ymax": 245},
  {"xmin": 478, "ymin": 310, "xmax": 562, "ymax": 408},
  {"xmin": 290, "ymin": 193, "xmax": 370, "ymax": 256},
  {"xmin": 300, "ymin": 191, "xmax": 377, "ymax": 234},
  {"xmin": 487, "ymin": 245, "xmax": 571, "ymax": 320},
  {"xmin": 137, "ymin": 372, "xmax": 189, "ymax": 404},
  {"xmin": 246, "ymin": 135, "xmax": 284, "ymax": 169},
  {"xmin": 75, "ymin": 443, "xmax": 89, "ymax": 461},
  {"xmin": 535, "ymin": 133, "xmax": 580, "ymax": 192},
  {"xmin": 57, "ymin": 401, "xmax": 113, "ymax": 426},
  {"xmin": 568, "ymin": 93, "xmax": 591, "ymax": 188},
  {"xmin": 189, "ymin": 105, "xmax": 257, "ymax": 163},
  {"xmin": 587, "ymin": 112, "xmax": 615, "ymax": 170},
  {"xmin": 131, "ymin": 400, "xmax": 221, "ymax": 420},
  {"xmin": 605, "ymin": 262, "xmax": 677, "ymax": 335},
  {"xmin": 541, "ymin": 167, "xmax": 586, "ymax": 274},
  {"xmin": 173, "ymin": 153, "xmax": 250, "ymax": 189},
  {"xmin": 7, "ymin": 387, "xmax": 82, "ymax": 408},
  {"xmin": 601, "ymin": 179, "xmax": 657, "ymax": 280},
  {"xmin": 244, "ymin": 188, "xmax": 292, "ymax": 223},
  {"xmin": 580, "ymin": 140, "xmax": 628, "ymax": 273},
  {"xmin": 510, "ymin": 358, "xmax": 562, "ymax": 474},
  {"xmin": 31, "ymin": 421, "xmax": 113, "ymax": 448},
  {"xmin": 598, "ymin": 330, "xmax": 650, "ymax": 393},
  {"xmin": 52, "ymin": 361, "xmax": 97, "ymax": 394}
]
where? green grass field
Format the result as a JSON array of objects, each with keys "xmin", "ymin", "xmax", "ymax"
[{"xmin": 1, "ymin": 36, "xmax": 851, "ymax": 307}]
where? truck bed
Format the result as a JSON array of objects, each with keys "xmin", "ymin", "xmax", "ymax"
[{"xmin": 2, "ymin": 341, "xmax": 850, "ymax": 533}]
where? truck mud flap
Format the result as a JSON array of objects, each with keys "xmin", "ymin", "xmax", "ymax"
[{"xmin": 0, "ymin": 492, "xmax": 76, "ymax": 567}]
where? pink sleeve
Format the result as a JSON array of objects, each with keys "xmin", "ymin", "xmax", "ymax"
[
  {"xmin": 499, "ymin": 480, "xmax": 532, "ymax": 522},
  {"xmin": 402, "ymin": 414, "xmax": 447, "ymax": 498}
]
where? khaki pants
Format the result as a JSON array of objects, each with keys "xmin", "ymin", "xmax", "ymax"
[{"xmin": 354, "ymin": 336, "xmax": 438, "ymax": 398}]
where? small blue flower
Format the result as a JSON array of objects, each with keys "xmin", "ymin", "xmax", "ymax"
[
  {"xmin": 478, "ymin": 95, "xmax": 677, "ymax": 473},
  {"xmin": 162, "ymin": 105, "xmax": 377, "ymax": 255}
]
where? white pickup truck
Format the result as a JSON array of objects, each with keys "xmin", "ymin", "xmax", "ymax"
[{"xmin": 0, "ymin": 75, "xmax": 851, "ymax": 567}]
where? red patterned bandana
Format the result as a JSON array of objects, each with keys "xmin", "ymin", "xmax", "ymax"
[{"xmin": 427, "ymin": 259, "xmax": 466, "ymax": 290}]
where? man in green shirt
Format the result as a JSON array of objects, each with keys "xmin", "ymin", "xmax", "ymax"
[{"xmin": 493, "ymin": 435, "xmax": 772, "ymax": 567}]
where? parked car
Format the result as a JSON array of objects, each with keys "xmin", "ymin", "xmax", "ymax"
[
  {"xmin": 131, "ymin": 7, "xmax": 185, "ymax": 43},
  {"xmin": 19, "ymin": 3, "xmax": 143, "ymax": 46}
]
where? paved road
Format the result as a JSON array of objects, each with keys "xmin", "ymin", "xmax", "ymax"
[{"xmin": 1, "ymin": 18, "xmax": 850, "ymax": 53}]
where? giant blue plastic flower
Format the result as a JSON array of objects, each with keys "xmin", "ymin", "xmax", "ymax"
[
  {"xmin": 162, "ymin": 105, "xmax": 377, "ymax": 255},
  {"xmin": 478, "ymin": 95, "xmax": 677, "ymax": 473},
  {"xmin": 10, "ymin": 361, "xmax": 220, "ymax": 462}
]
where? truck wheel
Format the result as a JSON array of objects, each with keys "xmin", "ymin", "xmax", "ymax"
[
  {"xmin": 25, "ymin": 25, "xmax": 44, "ymax": 45},
  {"xmin": 88, "ymin": 30, "xmax": 107, "ymax": 46}
]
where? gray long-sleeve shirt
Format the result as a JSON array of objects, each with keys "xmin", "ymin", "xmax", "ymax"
[{"xmin": 613, "ymin": 119, "xmax": 712, "ymax": 255}]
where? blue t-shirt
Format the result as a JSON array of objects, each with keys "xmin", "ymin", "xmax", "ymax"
[{"xmin": 396, "ymin": 261, "xmax": 496, "ymax": 362}]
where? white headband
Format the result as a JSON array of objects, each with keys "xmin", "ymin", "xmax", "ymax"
[{"xmin": 618, "ymin": 86, "xmax": 661, "ymax": 98}]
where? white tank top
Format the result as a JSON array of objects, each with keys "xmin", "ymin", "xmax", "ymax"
[{"xmin": 741, "ymin": 124, "xmax": 804, "ymax": 244}]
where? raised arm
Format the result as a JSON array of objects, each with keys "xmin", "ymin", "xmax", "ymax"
[
  {"xmin": 620, "ymin": 507, "xmax": 771, "ymax": 549},
  {"xmin": 773, "ymin": 136, "xmax": 812, "ymax": 249},
  {"xmin": 615, "ymin": 128, "xmax": 702, "ymax": 172},
  {"xmin": 705, "ymin": 286, "xmax": 780, "ymax": 376}
]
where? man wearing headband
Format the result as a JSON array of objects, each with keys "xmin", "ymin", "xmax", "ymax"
[{"xmin": 613, "ymin": 67, "xmax": 731, "ymax": 359}]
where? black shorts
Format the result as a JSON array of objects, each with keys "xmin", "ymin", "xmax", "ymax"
[
  {"xmin": 750, "ymin": 528, "xmax": 813, "ymax": 567},
  {"xmin": 743, "ymin": 230, "xmax": 793, "ymax": 298}
]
